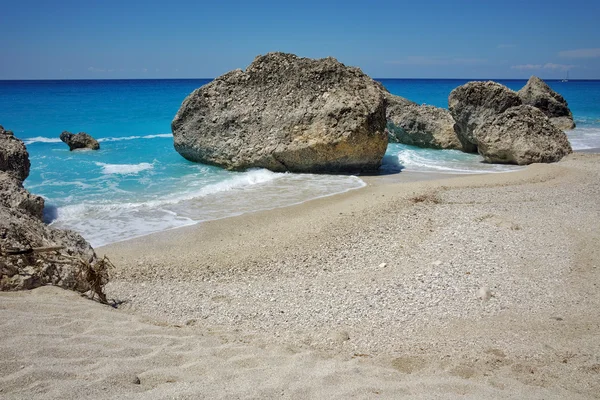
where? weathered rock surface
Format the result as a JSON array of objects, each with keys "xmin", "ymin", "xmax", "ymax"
[
  {"xmin": 172, "ymin": 52, "xmax": 388, "ymax": 173},
  {"xmin": 448, "ymin": 81, "xmax": 522, "ymax": 152},
  {"xmin": 1, "ymin": 126, "xmax": 105, "ymax": 295},
  {"xmin": 475, "ymin": 105, "xmax": 572, "ymax": 165},
  {"xmin": 518, "ymin": 76, "xmax": 575, "ymax": 130},
  {"xmin": 60, "ymin": 131, "xmax": 100, "ymax": 151},
  {"xmin": 385, "ymin": 93, "xmax": 462, "ymax": 150},
  {"xmin": 0, "ymin": 125, "xmax": 30, "ymax": 181}
]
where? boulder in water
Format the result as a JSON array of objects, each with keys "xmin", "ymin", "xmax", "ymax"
[
  {"xmin": 60, "ymin": 131, "xmax": 100, "ymax": 151},
  {"xmin": 385, "ymin": 93, "xmax": 462, "ymax": 150},
  {"xmin": 172, "ymin": 52, "xmax": 388, "ymax": 173},
  {"xmin": 518, "ymin": 76, "xmax": 575, "ymax": 130},
  {"xmin": 448, "ymin": 81, "xmax": 522, "ymax": 152},
  {"xmin": 475, "ymin": 105, "xmax": 572, "ymax": 165}
]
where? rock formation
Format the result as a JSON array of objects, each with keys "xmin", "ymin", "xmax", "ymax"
[
  {"xmin": 518, "ymin": 76, "xmax": 575, "ymax": 130},
  {"xmin": 448, "ymin": 81, "xmax": 522, "ymax": 152},
  {"xmin": 475, "ymin": 105, "xmax": 572, "ymax": 165},
  {"xmin": 1, "ymin": 126, "xmax": 108, "ymax": 299},
  {"xmin": 172, "ymin": 52, "xmax": 387, "ymax": 173},
  {"xmin": 60, "ymin": 131, "xmax": 100, "ymax": 151},
  {"xmin": 0, "ymin": 125, "xmax": 30, "ymax": 181},
  {"xmin": 385, "ymin": 93, "xmax": 462, "ymax": 150}
]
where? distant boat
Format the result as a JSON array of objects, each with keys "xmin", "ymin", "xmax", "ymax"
[{"xmin": 561, "ymin": 71, "xmax": 569, "ymax": 82}]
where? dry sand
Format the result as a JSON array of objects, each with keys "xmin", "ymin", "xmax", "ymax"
[{"xmin": 2, "ymin": 152, "xmax": 600, "ymax": 399}]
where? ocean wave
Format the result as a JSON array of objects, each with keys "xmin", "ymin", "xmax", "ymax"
[
  {"xmin": 23, "ymin": 136, "xmax": 62, "ymax": 145},
  {"xmin": 96, "ymin": 162, "xmax": 154, "ymax": 175},
  {"xmin": 23, "ymin": 133, "xmax": 173, "ymax": 145},
  {"xmin": 383, "ymin": 144, "xmax": 523, "ymax": 174},
  {"xmin": 49, "ymin": 169, "xmax": 364, "ymax": 247},
  {"xmin": 97, "ymin": 133, "xmax": 173, "ymax": 142},
  {"xmin": 566, "ymin": 126, "xmax": 600, "ymax": 150},
  {"xmin": 146, "ymin": 168, "xmax": 284, "ymax": 206}
]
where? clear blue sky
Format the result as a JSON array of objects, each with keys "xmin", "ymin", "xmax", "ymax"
[{"xmin": 1, "ymin": 0, "xmax": 599, "ymax": 79}]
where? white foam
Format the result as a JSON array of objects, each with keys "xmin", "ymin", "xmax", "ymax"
[
  {"xmin": 23, "ymin": 136, "xmax": 62, "ymax": 145},
  {"xmin": 566, "ymin": 126, "xmax": 600, "ymax": 150},
  {"xmin": 146, "ymin": 168, "xmax": 284, "ymax": 206},
  {"xmin": 96, "ymin": 162, "xmax": 154, "ymax": 175},
  {"xmin": 383, "ymin": 145, "xmax": 523, "ymax": 175},
  {"xmin": 97, "ymin": 133, "xmax": 173, "ymax": 142},
  {"xmin": 49, "ymin": 170, "xmax": 365, "ymax": 247},
  {"xmin": 23, "ymin": 133, "xmax": 173, "ymax": 145}
]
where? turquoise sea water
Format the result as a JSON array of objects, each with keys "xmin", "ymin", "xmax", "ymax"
[{"xmin": 1, "ymin": 79, "xmax": 599, "ymax": 246}]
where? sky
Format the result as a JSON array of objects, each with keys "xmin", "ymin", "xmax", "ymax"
[{"xmin": 1, "ymin": 0, "xmax": 599, "ymax": 80}]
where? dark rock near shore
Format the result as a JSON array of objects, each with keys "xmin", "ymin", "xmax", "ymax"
[
  {"xmin": 1, "ymin": 126, "xmax": 105, "ymax": 295},
  {"xmin": 448, "ymin": 81, "xmax": 522, "ymax": 152},
  {"xmin": 172, "ymin": 52, "xmax": 388, "ymax": 173},
  {"xmin": 475, "ymin": 105, "xmax": 572, "ymax": 165},
  {"xmin": 60, "ymin": 131, "xmax": 100, "ymax": 151},
  {"xmin": 0, "ymin": 125, "xmax": 31, "ymax": 181},
  {"xmin": 518, "ymin": 76, "xmax": 575, "ymax": 130},
  {"xmin": 385, "ymin": 93, "xmax": 462, "ymax": 150}
]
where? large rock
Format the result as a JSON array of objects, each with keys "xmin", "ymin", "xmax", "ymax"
[
  {"xmin": 385, "ymin": 93, "xmax": 462, "ymax": 150},
  {"xmin": 518, "ymin": 76, "xmax": 575, "ymax": 130},
  {"xmin": 0, "ymin": 125, "xmax": 30, "ymax": 181},
  {"xmin": 475, "ymin": 105, "xmax": 572, "ymax": 165},
  {"xmin": 60, "ymin": 131, "xmax": 100, "ymax": 151},
  {"xmin": 1, "ymin": 126, "xmax": 107, "ymax": 298},
  {"xmin": 172, "ymin": 52, "xmax": 388, "ymax": 173},
  {"xmin": 448, "ymin": 81, "xmax": 522, "ymax": 152}
]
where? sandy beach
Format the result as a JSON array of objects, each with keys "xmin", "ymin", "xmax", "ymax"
[{"xmin": 2, "ymin": 152, "xmax": 600, "ymax": 399}]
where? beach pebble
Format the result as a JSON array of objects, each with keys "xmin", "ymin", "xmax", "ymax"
[
  {"xmin": 332, "ymin": 330, "xmax": 350, "ymax": 342},
  {"xmin": 132, "ymin": 376, "xmax": 141, "ymax": 385},
  {"xmin": 477, "ymin": 287, "xmax": 492, "ymax": 302},
  {"xmin": 432, "ymin": 260, "xmax": 442, "ymax": 266},
  {"xmin": 379, "ymin": 263, "xmax": 387, "ymax": 268}
]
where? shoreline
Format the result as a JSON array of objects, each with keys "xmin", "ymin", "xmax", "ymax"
[{"xmin": 2, "ymin": 152, "xmax": 599, "ymax": 398}]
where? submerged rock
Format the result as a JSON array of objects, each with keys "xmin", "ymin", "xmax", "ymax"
[
  {"xmin": 0, "ymin": 125, "xmax": 30, "ymax": 181},
  {"xmin": 59, "ymin": 131, "xmax": 100, "ymax": 151},
  {"xmin": 385, "ymin": 93, "xmax": 462, "ymax": 150},
  {"xmin": 172, "ymin": 52, "xmax": 388, "ymax": 173},
  {"xmin": 1, "ymin": 125, "xmax": 106, "ymax": 296},
  {"xmin": 448, "ymin": 81, "xmax": 522, "ymax": 152},
  {"xmin": 475, "ymin": 105, "xmax": 572, "ymax": 165},
  {"xmin": 518, "ymin": 76, "xmax": 575, "ymax": 130}
]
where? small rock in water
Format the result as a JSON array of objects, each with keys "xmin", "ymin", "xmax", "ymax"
[{"xmin": 477, "ymin": 287, "xmax": 492, "ymax": 302}]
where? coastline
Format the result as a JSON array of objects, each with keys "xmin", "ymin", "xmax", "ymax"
[{"xmin": 2, "ymin": 152, "xmax": 600, "ymax": 398}]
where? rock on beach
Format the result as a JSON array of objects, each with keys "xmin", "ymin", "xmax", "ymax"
[
  {"xmin": 172, "ymin": 52, "xmax": 388, "ymax": 173},
  {"xmin": 385, "ymin": 93, "xmax": 462, "ymax": 150},
  {"xmin": 448, "ymin": 81, "xmax": 522, "ymax": 153},
  {"xmin": 518, "ymin": 75, "xmax": 576, "ymax": 130},
  {"xmin": 1, "ymin": 125, "xmax": 103, "ymax": 294},
  {"xmin": 475, "ymin": 105, "xmax": 572, "ymax": 165}
]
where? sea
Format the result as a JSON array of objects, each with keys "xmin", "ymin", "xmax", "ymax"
[{"xmin": 1, "ymin": 79, "xmax": 599, "ymax": 247}]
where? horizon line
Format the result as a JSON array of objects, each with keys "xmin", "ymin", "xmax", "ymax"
[{"xmin": 2, "ymin": 77, "xmax": 599, "ymax": 82}]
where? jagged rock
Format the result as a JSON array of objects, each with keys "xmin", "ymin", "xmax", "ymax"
[
  {"xmin": 448, "ymin": 81, "xmax": 522, "ymax": 152},
  {"xmin": 172, "ymin": 52, "xmax": 387, "ymax": 173},
  {"xmin": 518, "ymin": 76, "xmax": 575, "ymax": 130},
  {"xmin": 0, "ymin": 174, "xmax": 44, "ymax": 220},
  {"xmin": 59, "ymin": 131, "xmax": 100, "ymax": 151},
  {"xmin": 0, "ymin": 125, "xmax": 30, "ymax": 181},
  {"xmin": 1, "ymin": 126, "xmax": 105, "ymax": 295},
  {"xmin": 475, "ymin": 105, "xmax": 572, "ymax": 165},
  {"xmin": 385, "ymin": 93, "xmax": 462, "ymax": 150}
]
